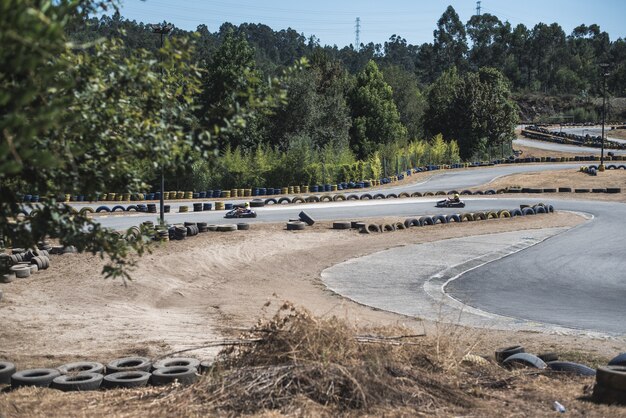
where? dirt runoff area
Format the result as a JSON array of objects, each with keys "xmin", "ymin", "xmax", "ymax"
[{"xmin": 1, "ymin": 174, "xmax": 626, "ymax": 416}]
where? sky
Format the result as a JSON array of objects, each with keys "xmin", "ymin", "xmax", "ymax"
[{"xmin": 113, "ymin": 0, "xmax": 626, "ymax": 47}]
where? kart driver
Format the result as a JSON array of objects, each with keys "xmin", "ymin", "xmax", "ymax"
[
  {"xmin": 448, "ymin": 193, "xmax": 460, "ymax": 203},
  {"xmin": 236, "ymin": 202, "xmax": 250, "ymax": 214}
]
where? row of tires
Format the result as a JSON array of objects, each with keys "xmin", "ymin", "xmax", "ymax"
[
  {"xmin": 123, "ymin": 221, "xmax": 250, "ymax": 243},
  {"xmin": 492, "ymin": 346, "xmax": 626, "ymax": 406},
  {"xmin": 1, "ymin": 247, "xmax": 52, "ymax": 283},
  {"xmin": 356, "ymin": 205, "xmax": 553, "ymax": 234},
  {"xmin": 0, "ymin": 356, "xmax": 210, "ymax": 391},
  {"xmin": 282, "ymin": 205, "xmax": 552, "ymax": 233}
]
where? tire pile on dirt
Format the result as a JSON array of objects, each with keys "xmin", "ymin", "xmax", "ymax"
[{"xmin": 0, "ymin": 356, "xmax": 211, "ymax": 391}]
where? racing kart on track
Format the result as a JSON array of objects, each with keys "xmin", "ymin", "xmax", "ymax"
[
  {"xmin": 435, "ymin": 199, "xmax": 465, "ymax": 208},
  {"xmin": 224, "ymin": 208, "xmax": 257, "ymax": 218}
]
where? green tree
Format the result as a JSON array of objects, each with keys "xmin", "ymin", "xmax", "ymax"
[
  {"xmin": 425, "ymin": 67, "xmax": 518, "ymax": 160},
  {"xmin": 382, "ymin": 65, "xmax": 426, "ymax": 140},
  {"xmin": 348, "ymin": 60, "xmax": 407, "ymax": 159},
  {"xmin": 0, "ymin": 0, "xmax": 282, "ymax": 279},
  {"xmin": 433, "ymin": 6, "xmax": 468, "ymax": 75}
]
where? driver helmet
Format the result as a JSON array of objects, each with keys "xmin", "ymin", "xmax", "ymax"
[
  {"xmin": 244, "ymin": 202, "xmax": 250, "ymax": 208},
  {"xmin": 454, "ymin": 193, "xmax": 460, "ymax": 199}
]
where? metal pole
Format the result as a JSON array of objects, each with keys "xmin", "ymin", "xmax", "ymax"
[
  {"xmin": 159, "ymin": 31, "xmax": 165, "ymax": 225},
  {"xmin": 600, "ymin": 63, "xmax": 609, "ymax": 170},
  {"xmin": 151, "ymin": 24, "xmax": 173, "ymax": 225}
]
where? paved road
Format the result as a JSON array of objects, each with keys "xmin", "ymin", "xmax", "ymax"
[
  {"xmin": 88, "ymin": 163, "xmax": 582, "ymax": 230},
  {"xmin": 82, "ymin": 162, "xmax": 626, "ymax": 336},
  {"xmin": 514, "ymin": 138, "xmax": 626, "ymax": 155},
  {"xmin": 446, "ymin": 199, "xmax": 626, "ymax": 335}
]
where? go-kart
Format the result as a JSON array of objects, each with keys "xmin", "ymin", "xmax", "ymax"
[
  {"xmin": 224, "ymin": 208, "xmax": 257, "ymax": 218},
  {"xmin": 435, "ymin": 199, "xmax": 465, "ymax": 208}
]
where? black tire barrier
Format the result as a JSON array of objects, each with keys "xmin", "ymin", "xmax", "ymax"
[
  {"xmin": 236, "ymin": 223, "xmax": 249, "ymax": 231},
  {"xmin": 543, "ymin": 188, "xmax": 557, "ymax": 193},
  {"xmin": 111, "ymin": 205, "xmax": 125, "ymax": 212},
  {"xmin": 496, "ymin": 189, "xmax": 507, "ymax": 194},
  {"xmin": 495, "ymin": 345, "xmax": 525, "ymax": 363},
  {"xmin": 432, "ymin": 215, "xmax": 447, "ymax": 225},
  {"xmin": 575, "ymin": 188, "xmax": 590, "ymax": 193},
  {"xmin": 299, "ymin": 211, "xmax": 315, "ymax": 226},
  {"xmin": 102, "ymin": 371, "xmax": 151, "ymax": 389},
  {"xmin": 423, "ymin": 191, "xmax": 434, "ymax": 196},
  {"xmin": 507, "ymin": 188, "xmax": 522, "ymax": 193},
  {"xmin": 404, "ymin": 218, "xmax": 420, "ymax": 228},
  {"xmin": 367, "ymin": 224, "xmax": 381, "ymax": 233},
  {"xmin": 595, "ymin": 365, "xmax": 626, "ymax": 392},
  {"xmin": 537, "ymin": 352, "xmax": 559, "ymax": 363},
  {"xmin": 153, "ymin": 357, "xmax": 200, "ymax": 371},
  {"xmin": 521, "ymin": 207, "xmax": 535, "ymax": 216},
  {"xmin": 473, "ymin": 212, "xmax": 487, "ymax": 221},
  {"xmin": 435, "ymin": 191, "xmax": 446, "ymax": 196},
  {"xmin": 278, "ymin": 197, "xmax": 292, "ymax": 205},
  {"xmin": 619, "ymin": 165, "xmax": 626, "ymax": 170},
  {"xmin": 51, "ymin": 372, "xmax": 103, "ymax": 392},
  {"xmin": 486, "ymin": 211, "xmax": 498, "ymax": 219},
  {"xmin": 497, "ymin": 210, "xmax": 511, "ymax": 218},
  {"xmin": 609, "ymin": 353, "xmax": 626, "ymax": 366},
  {"xmin": 173, "ymin": 226, "xmax": 187, "ymax": 240},
  {"xmin": 353, "ymin": 222, "xmax": 366, "ymax": 230},
  {"xmin": 359, "ymin": 194, "xmax": 372, "ymax": 200},
  {"xmin": 347, "ymin": 194, "xmax": 359, "ymax": 201},
  {"xmin": 197, "ymin": 222, "xmax": 208, "ymax": 233},
  {"xmin": 447, "ymin": 190, "xmax": 459, "ymax": 195},
  {"xmin": 419, "ymin": 216, "xmax": 434, "ymax": 226},
  {"xmin": 350, "ymin": 220, "xmax": 363, "ymax": 229},
  {"xmin": 386, "ymin": 193, "xmax": 398, "ymax": 199},
  {"xmin": 286, "ymin": 221, "xmax": 305, "ymax": 231},
  {"xmin": 193, "ymin": 203, "xmax": 203, "ymax": 212},
  {"xmin": 320, "ymin": 195, "xmax": 333, "ymax": 202},
  {"xmin": 502, "ymin": 353, "xmax": 547, "ymax": 369},
  {"xmin": 250, "ymin": 199, "xmax": 265, "ymax": 208},
  {"xmin": 217, "ymin": 224, "xmax": 237, "ymax": 232},
  {"xmin": 58, "ymin": 361, "xmax": 105, "ymax": 375},
  {"xmin": 382, "ymin": 224, "xmax": 395, "ymax": 232},
  {"xmin": 292, "ymin": 196, "xmax": 305, "ymax": 204},
  {"xmin": 333, "ymin": 194, "xmax": 346, "ymax": 201},
  {"xmin": 394, "ymin": 222, "xmax": 406, "ymax": 230},
  {"xmin": 558, "ymin": 187, "xmax": 572, "ymax": 192},
  {"xmin": 461, "ymin": 190, "xmax": 472, "ymax": 195},
  {"xmin": 606, "ymin": 187, "xmax": 621, "ymax": 193},
  {"xmin": 264, "ymin": 198, "xmax": 277, "ymax": 205},
  {"xmin": 484, "ymin": 189, "xmax": 496, "ymax": 195},
  {"xmin": 305, "ymin": 195, "xmax": 320, "ymax": 203},
  {"xmin": 592, "ymin": 381, "xmax": 626, "ymax": 405},
  {"xmin": 0, "ymin": 361, "xmax": 16, "ymax": 385},
  {"xmin": 592, "ymin": 188, "xmax": 607, "ymax": 193},
  {"xmin": 11, "ymin": 368, "xmax": 61, "ymax": 388},
  {"xmin": 150, "ymin": 366, "xmax": 198, "ymax": 386},
  {"xmin": 460, "ymin": 213, "xmax": 474, "ymax": 222},
  {"xmin": 186, "ymin": 225, "xmax": 199, "ymax": 236},
  {"xmin": 126, "ymin": 205, "xmax": 138, "ymax": 212},
  {"xmin": 79, "ymin": 207, "xmax": 94, "ymax": 216},
  {"xmin": 332, "ymin": 221, "xmax": 351, "ymax": 230},
  {"xmin": 547, "ymin": 361, "xmax": 596, "ymax": 376},
  {"xmin": 446, "ymin": 214, "xmax": 461, "ymax": 223},
  {"xmin": 472, "ymin": 190, "xmax": 484, "ymax": 195},
  {"xmin": 510, "ymin": 208, "xmax": 523, "ymax": 217},
  {"xmin": 534, "ymin": 206, "xmax": 547, "ymax": 214},
  {"xmin": 373, "ymin": 193, "xmax": 386, "ymax": 200},
  {"xmin": 95, "ymin": 206, "xmax": 111, "ymax": 213},
  {"xmin": 106, "ymin": 357, "xmax": 152, "ymax": 374},
  {"xmin": 398, "ymin": 192, "xmax": 410, "ymax": 198},
  {"xmin": 411, "ymin": 192, "xmax": 422, "ymax": 197}
]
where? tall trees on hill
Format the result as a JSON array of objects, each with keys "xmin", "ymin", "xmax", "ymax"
[
  {"xmin": 425, "ymin": 67, "xmax": 518, "ymax": 160},
  {"xmin": 348, "ymin": 61, "xmax": 407, "ymax": 159}
]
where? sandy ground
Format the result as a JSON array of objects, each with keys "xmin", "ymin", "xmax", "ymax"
[
  {"xmin": 2, "ymin": 164, "xmax": 626, "ymax": 416},
  {"xmin": 1, "ymin": 209, "xmax": 624, "ymax": 373}
]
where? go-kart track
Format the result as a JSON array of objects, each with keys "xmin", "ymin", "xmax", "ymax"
[{"xmin": 84, "ymin": 163, "xmax": 626, "ymax": 338}]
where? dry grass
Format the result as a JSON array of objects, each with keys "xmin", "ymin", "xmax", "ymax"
[{"xmin": 1, "ymin": 303, "xmax": 624, "ymax": 417}]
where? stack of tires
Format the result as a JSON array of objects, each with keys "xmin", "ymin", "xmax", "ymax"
[{"xmin": 593, "ymin": 353, "xmax": 626, "ymax": 405}]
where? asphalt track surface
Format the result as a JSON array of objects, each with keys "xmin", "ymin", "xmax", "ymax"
[
  {"xmin": 514, "ymin": 138, "xmax": 626, "ymax": 155},
  {"xmin": 83, "ymin": 163, "xmax": 625, "ymax": 335}
]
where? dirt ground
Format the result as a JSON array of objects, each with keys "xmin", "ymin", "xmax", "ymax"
[{"xmin": 1, "ymin": 167, "xmax": 626, "ymax": 417}]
